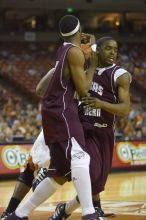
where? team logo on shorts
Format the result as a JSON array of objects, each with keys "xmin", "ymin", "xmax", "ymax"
[{"xmin": 72, "ymin": 151, "xmax": 85, "ymax": 159}]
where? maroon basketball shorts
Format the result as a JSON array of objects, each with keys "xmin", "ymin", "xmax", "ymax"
[
  {"xmin": 84, "ymin": 126, "xmax": 115, "ymax": 194},
  {"xmin": 47, "ymin": 137, "xmax": 90, "ymax": 181}
]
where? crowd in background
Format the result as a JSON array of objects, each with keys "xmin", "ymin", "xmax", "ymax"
[
  {"xmin": 116, "ymin": 106, "xmax": 146, "ymax": 141},
  {"xmin": 0, "ymin": 93, "xmax": 146, "ymax": 143},
  {"xmin": 0, "ymin": 42, "xmax": 146, "ymax": 143},
  {"xmin": 0, "ymin": 98, "xmax": 41, "ymax": 143},
  {"xmin": 119, "ymin": 44, "xmax": 146, "ymax": 83}
]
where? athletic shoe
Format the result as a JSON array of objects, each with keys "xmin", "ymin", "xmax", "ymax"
[
  {"xmin": 3, "ymin": 212, "xmax": 28, "ymax": 220},
  {"xmin": 1, "ymin": 212, "xmax": 11, "ymax": 220},
  {"xmin": 48, "ymin": 203, "xmax": 70, "ymax": 220},
  {"xmin": 103, "ymin": 212, "xmax": 115, "ymax": 218},
  {"xmin": 95, "ymin": 207, "xmax": 115, "ymax": 218},
  {"xmin": 82, "ymin": 212, "xmax": 99, "ymax": 220}
]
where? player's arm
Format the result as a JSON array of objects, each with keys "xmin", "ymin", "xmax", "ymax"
[
  {"xmin": 67, "ymin": 47, "xmax": 96, "ymax": 97},
  {"xmin": 82, "ymin": 73, "xmax": 131, "ymax": 117},
  {"xmin": 36, "ymin": 68, "xmax": 55, "ymax": 97}
]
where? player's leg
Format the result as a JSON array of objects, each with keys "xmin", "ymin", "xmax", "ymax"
[
  {"xmin": 1, "ymin": 163, "xmax": 34, "ymax": 220},
  {"xmin": 5, "ymin": 174, "xmax": 67, "ymax": 220},
  {"xmin": 1, "ymin": 182, "xmax": 29, "ymax": 220},
  {"xmin": 92, "ymin": 194, "xmax": 115, "ymax": 218},
  {"xmin": 48, "ymin": 135, "xmax": 101, "ymax": 220},
  {"xmin": 48, "ymin": 193, "xmax": 115, "ymax": 220},
  {"xmin": 47, "ymin": 138, "xmax": 98, "ymax": 220},
  {"xmin": 48, "ymin": 133, "xmax": 108, "ymax": 220},
  {"xmin": 70, "ymin": 137, "xmax": 98, "ymax": 219},
  {"xmin": 5, "ymin": 141, "xmax": 68, "ymax": 220},
  {"xmin": 92, "ymin": 128, "xmax": 116, "ymax": 218},
  {"xmin": 48, "ymin": 195, "xmax": 80, "ymax": 220},
  {"xmin": 6, "ymin": 138, "xmax": 97, "ymax": 220},
  {"xmin": 1, "ymin": 130, "xmax": 49, "ymax": 220}
]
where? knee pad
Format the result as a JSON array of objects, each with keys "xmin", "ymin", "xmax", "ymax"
[{"xmin": 18, "ymin": 164, "xmax": 34, "ymax": 187}]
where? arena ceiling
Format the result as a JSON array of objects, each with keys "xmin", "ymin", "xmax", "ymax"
[{"xmin": 0, "ymin": 0, "xmax": 146, "ymax": 12}]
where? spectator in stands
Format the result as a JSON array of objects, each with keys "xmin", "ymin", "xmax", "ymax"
[
  {"xmin": 141, "ymin": 125, "xmax": 146, "ymax": 140},
  {"xmin": 0, "ymin": 120, "xmax": 13, "ymax": 142}
]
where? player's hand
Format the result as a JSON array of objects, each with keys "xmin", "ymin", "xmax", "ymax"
[
  {"xmin": 81, "ymin": 33, "xmax": 95, "ymax": 46},
  {"xmin": 82, "ymin": 96, "xmax": 103, "ymax": 109}
]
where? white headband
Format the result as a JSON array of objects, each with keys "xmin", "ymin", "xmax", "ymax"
[{"xmin": 61, "ymin": 20, "xmax": 80, "ymax": 37}]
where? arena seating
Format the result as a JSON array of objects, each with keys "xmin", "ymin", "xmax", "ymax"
[{"xmin": 0, "ymin": 42, "xmax": 146, "ymax": 142}]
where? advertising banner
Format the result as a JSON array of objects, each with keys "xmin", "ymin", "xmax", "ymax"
[
  {"xmin": 0, "ymin": 144, "xmax": 32, "ymax": 175},
  {"xmin": 1, "ymin": 141, "xmax": 146, "ymax": 176},
  {"xmin": 112, "ymin": 141, "xmax": 146, "ymax": 168}
]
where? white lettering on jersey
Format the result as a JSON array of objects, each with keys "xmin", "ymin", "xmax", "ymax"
[
  {"xmin": 84, "ymin": 107, "xmax": 101, "ymax": 117},
  {"xmin": 91, "ymin": 82, "xmax": 103, "ymax": 96}
]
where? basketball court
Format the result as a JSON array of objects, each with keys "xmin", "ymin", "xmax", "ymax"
[{"xmin": 0, "ymin": 171, "xmax": 146, "ymax": 220}]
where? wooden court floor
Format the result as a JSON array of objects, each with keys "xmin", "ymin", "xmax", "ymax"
[{"xmin": 0, "ymin": 171, "xmax": 146, "ymax": 220}]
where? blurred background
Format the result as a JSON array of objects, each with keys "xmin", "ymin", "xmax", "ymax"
[{"xmin": 0, "ymin": 0, "xmax": 146, "ymax": 175}]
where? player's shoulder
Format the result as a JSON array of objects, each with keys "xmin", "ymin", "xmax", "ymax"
[
  {"xmin": 114, "ymin": 65, "xmax": 132, "ymax": 83},
  {"xmin": 67, "ymin": 45, "xmax": 84, "ymax": 60},
  {"xmin": 68, "ymin": 45, "xmax": 83, "ymax": 54}
]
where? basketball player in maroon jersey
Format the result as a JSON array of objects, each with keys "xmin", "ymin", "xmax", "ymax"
[
  {"xmin": 2, "ymin": 38, "xmax": 131, "ymax": 219},
  {"xmin": 0, "ymin": 36, "xmax": 97, "ymax": 220},
  {"xmin": 47, "ymin": 37, "xmax": 131, "ymax": 220},
  {"xmin": 5, "ymin": 15, "xmax": 99, "ymax": 220},
  {"xmin": 3, "ymin": 37, "xmax": 130, "ymax": 220}
]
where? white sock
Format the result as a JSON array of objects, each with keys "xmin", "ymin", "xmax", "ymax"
[
  {"xmin": 65, "ymin": 196, "xmax": 80, "ymax": 214},
  {"xmin": 16, "ymin": 177, "xmax": 60, "ymax": 217},
  {"xmin": 71, "ymin": 167, "xmax": 95, "ymax": 216}
]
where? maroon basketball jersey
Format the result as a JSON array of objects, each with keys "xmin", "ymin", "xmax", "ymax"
[
  {"xmin": 42, "ymin": 43, "xmax": 85, "ymax": 146},
  {"xmin": 79, "ymin": 64, "xmax": 128, "ymax": 128}
]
